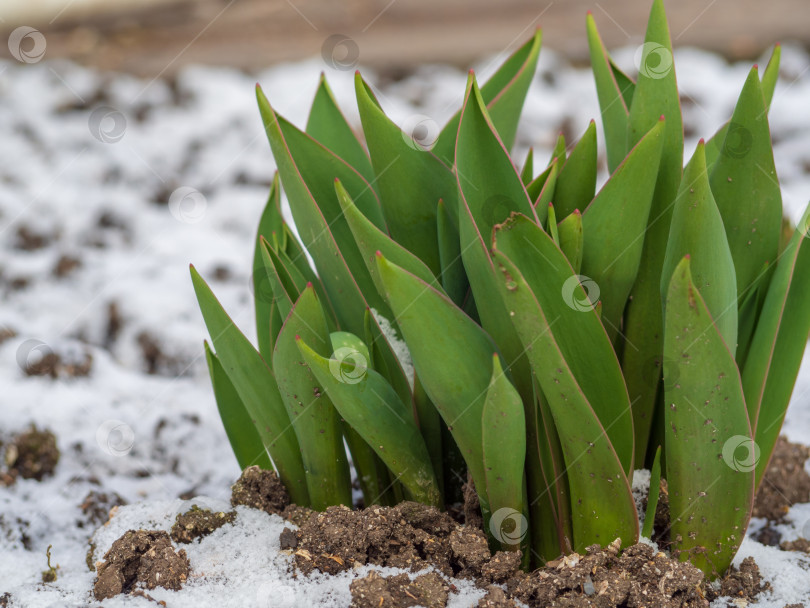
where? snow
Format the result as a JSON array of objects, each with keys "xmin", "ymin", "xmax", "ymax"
[{"xmin": 1, "ymin": 42, "xmax": 810, "ymax": 606}]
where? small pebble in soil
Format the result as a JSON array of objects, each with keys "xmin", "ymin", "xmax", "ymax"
[
  {"xmin": 170, "ymin": 504, "xmax": 236, "ymax": 543},
  {"xmin": 93, "ymin": 530, "xmax": 189, "ymax": 600}
]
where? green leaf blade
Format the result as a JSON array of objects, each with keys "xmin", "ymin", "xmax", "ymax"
[
  {"xmin": 191, "ymin": 266, "xmax": 309, "ymax": 505},
  {"xmin": 272, "ymin": 285, "xmax": 353, "ymax": 509},
  {"xmin": 204, "ymin": 342, "xmax": 273, "ymax": 472},
  {"xmin": 664, "ymin": 257, "xmax": 754, "ymax": 577},
  {"xmin": 297, "ymin": 336, "xmax": 441, "ymax": 507}
]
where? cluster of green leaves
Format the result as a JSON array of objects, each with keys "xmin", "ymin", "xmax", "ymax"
[{"xmin": 192, "ymin": 0, "xmax": 810, "ymax": 577}]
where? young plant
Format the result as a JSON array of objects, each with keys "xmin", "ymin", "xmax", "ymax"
[{"xmin": 191, "ymin": 0, "xmax": 810, "ymax": 577}]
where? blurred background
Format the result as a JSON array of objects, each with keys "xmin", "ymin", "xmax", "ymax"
[{"xmin": 2, "ymin": 0, "xmax": 808, "ymax": 76}]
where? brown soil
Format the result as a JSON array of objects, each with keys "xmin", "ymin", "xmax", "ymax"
[
  {"xmin": 14, "ymin": 225, "xmax": 50, "ymax": 251},
  {"xmin": 290, "ymin": 501, "xmax": 498, "ymax": 579},
  {"xmin": 477, "ymin": 586, "xmax": 517, "ymax": 607},
  {"xmin": 22, "ymin": 348, "xmax": 93, "ymax": 379},
  {"xmin": 230, "ymin": 465, "xmax": 291, "ymax": 516},
  {"xmin": 170, "ymin": 504, "xmax": 236, "ymax": 544},
  {"xmin": 704, "ymin": 557, "xmax": 769, "ymax": 603},
  {"xmin": 52, "ymin": 254, "xmax": 82, "ymax": 278},
  {"xmin": 463, "ymin": 474, "xmax": 484, "ymax": 530},
  {"xmin": 78, "ymin": 490, "xmax": 127, "ymax": 529},
  {"xmin": 3, "ymin": 427, "xmax": 60, "ymax": 482},
  {"xmin": 349, "ymin": 570, "xmax": 450, "ymax": 608},
  {"xmin": 93, "ymin": 530, "xmax": 189, "ymax": 600},
  {"xmin": 753, "ymin": 436, "xmax": 810, "ymax": 521},
  {"xmin": 509, "ymin": 540, "xmax": 706, "ymax": 607},
  {"xmin": 651, "ymin": 477, "xmax": 672, "ymax": 548},
  {"xmin": 220, "ymin": 465, "xmax": 772, "ymax": 608},
  {"xmin": 781, "ymin": 535, "xmax": 810, "ymax": 553},
  {"xmin": 0, "ymin": 328, "xmax": 17, "ymax": 345}
]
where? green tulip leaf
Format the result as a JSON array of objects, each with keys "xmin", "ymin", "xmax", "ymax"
[
  {"xmin": 190, "ymin": 265, "xmax": 309, "ymax": 505},
  {"xmin": 664, "ymin": 256, "xmax": 754, "ymax": 577}
]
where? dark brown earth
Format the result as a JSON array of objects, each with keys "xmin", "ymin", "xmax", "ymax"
[
  {"xmin": 79, "ymin": 490, "xmax": 127, "ymax": 529},
  {"xmin": 781, "ymin": 537, "xmax": 810, "ymax": 552},
  {"xmin": 22, "ymin": 348, "xmax": 93, "ymax": 379},
  {"xmin": 463, "ymin": 475, "xmax": 484, "ymax": 530},
  {"xmin": 477, "ymin": 586, "xmax": 516, "ymax": 607},
  {"xmin": 2, "ymin": 427, "xmax": 60, "ymax": 482},
  {"xmin": 170, "ymin": 504, "xmax": 236, "ymax": 544},
  {"xmin": 753, "ymin": 436, "xmax": 810, "ymax": 521},
  {"xmin": 290, "ymin": 501, "xmax": 496, "ymax": 579},
  {"xmin": 93, "ymin": 530, "xmax": 189, "ymax": 600},
  {"xmin": 230, "ymin": 465, "xmax": 291, "ymax": 515},
  {"xmin": 510, "ymin": 540, "xmax": 706, "ymax": 608},
  {"xmin": 704, "ymin": 557, "xmax": 769, "ymax": 603},
  {"xmin": 213, "ymin": 464, "xmax": 772, "ymax": 608},
  {"xmin": 349, "ymin": 570, "xmax": 450, "ymax": 608}
]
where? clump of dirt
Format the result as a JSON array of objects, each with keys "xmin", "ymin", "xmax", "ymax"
[
  {"xmin": 509, "ymin": 540, "xmax": 707, "ymax": 608},
  {"xmin": 21, "ymin": 347, "xmax": 93, "ymax": 378},
  {"xmin": 15, "ymin": 225, "xmax": 50, "ymax": 251},
  {"xmin": 93, "ymin": 530, "xmax": 189, "ymax": 600},
  {"xmin": 704, "ymin": 557, "xmax": 769, "ymax": 603},
  {"xmin": 0, "ymin": 327, "xmax": 17, "ymax": 345},
  {"xmin": 78, "ymin": 490, "xmax": 127, "ymax": 529},
  {"xmin": 230, "ymin": 465, "xmax": 291, "ymax": 516},
  {"xmin": 136, "ymin": 331, "xmax": 185, "ymax": 376},
  {"xmin": 753, "ymin": 436, "xmax": 810, "ymax": 521},
  {"xmin": 752, "ymin": 525, "xmax": 782, "ymax": 547},
  {"xmin": 290, "ymin": 501, "xmax": 510, "ymax": 580},
  {"xmin": 170, "ymin": 504, "xmax": 236, "ymax": 543},
  {"xmin": 349, "ymin": 570, "xmax": 450, "ymax": 608},
  {"xmin": 52, "ymin": 254, "xmax": 81, "ymax": 278},
  {"xmin": 780, "ymin": 537, "xmax": 810, "ymax": 553},
  {"xmin": 3, "ymin": 427, "xmax": 60, "ymax": 482},
  {"xmin": 477, "ymin": 586, "xmax": 517, "ymax": 607},
  {"xmin": 479, "ymin": 550, "xmax": 522, "ymax": 586}
]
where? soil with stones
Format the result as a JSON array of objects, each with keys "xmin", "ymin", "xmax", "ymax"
[
  {"xmin": 753, "ymin": 435, "xmax": 810, "ymax": 521},
  {"xmin": 170, "ymin": 504, "xmax": 236, "ymax": 543},
  {"xmin": 93, "ymin": 530, "xmax": 189, "ymax": 600}
]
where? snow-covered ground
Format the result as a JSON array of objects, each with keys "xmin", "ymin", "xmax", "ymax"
[{"xmin": 1, "ymin": 42, "xmax": 809, "ymax": 606}]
